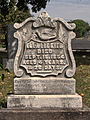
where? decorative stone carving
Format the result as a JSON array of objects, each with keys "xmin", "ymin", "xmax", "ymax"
[
  {"xmin": 14, "ymin": 11, "xmax": 76, "ymax": 78},
  {"xmin": 7, "ymin": 11, "xmax": 82, "ymax": 109}
]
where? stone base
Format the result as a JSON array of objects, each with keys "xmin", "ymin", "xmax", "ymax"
[
  {"xmin": 14, "ymin": 78, "xmax": 76, "ymax": 94},
  {"xmin": 7, "ymin": 94, "xmax": 82, "ymax": 109},
  {"xmin": 0, "ymin": 105, "xmax": 90, "ymax": 120}
]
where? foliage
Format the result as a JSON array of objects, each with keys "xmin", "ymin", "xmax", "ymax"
[
  {"xmin": 0, "ymin": 0, "xmax": 50, "ymax": 48},
  {"xmin": 27, "ymin": 0, "xmax": 50, "ymax": 12},
  {"xmin": 0, "ymin": 74, "xmax": 4, "ymax": 81},
  {"xmin": 0, "ymin": 0, "xmax": 32, "ymax": 24},
  {"xmin": 70, "ymin": 19, "xmax": 90, "ymax": 38},
  {"xmin": 0, "ymin": 0, "xmax": 50, "ymax": 24},
  {"xmin": 74, "ymin": 54, "xmax": 90, "ymax": 107},
  {"xmin": 0, "ymin": 0, "xmax": 30, "ymax": 49},
  {"xmin": 0, "ymin": 70, "xmax": 14, "ymax": 108}
]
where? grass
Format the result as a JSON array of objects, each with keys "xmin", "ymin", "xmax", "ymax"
[
  {"xmin": 74, "ymin": 53, "xmax": 90, "ymax": 107},
  {"xmin": 0, "ymin": 69, "xmax": 14, "ymax": 108},
  {"xmin": 0, "ymin": 51, "xmax": 14, "ymax": 108},
  {"xmin": 0, "ymin": 52, "xmax": 90, "ymax": 108}
]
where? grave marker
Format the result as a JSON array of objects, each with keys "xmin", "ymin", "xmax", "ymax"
[{"xmin": 7, "ymin": 11, "xmax": 82, "ymax": 109}]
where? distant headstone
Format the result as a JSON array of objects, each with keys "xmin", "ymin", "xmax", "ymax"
[
  {"xmin": 7, "ymin": 11, "xmax": 82, "ymax": 109},
  {"xmin": 3, "ymin": 24, "xmax": 17, "ymax": 70},
  {"xmin": 7, "ymin": 24, "xmax": 17, "ymax": 59}
]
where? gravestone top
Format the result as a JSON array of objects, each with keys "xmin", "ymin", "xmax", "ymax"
[{"xmin": 14, "ymin": 11, "xmax": 76, "ymax": 78}]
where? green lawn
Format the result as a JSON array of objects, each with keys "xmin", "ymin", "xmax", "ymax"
[
  {"xmin": 0, "ymin": 69, "xmax": 14, "ymax": 108},
  {"xmin": 74, "ymin": 53, "xmax": 90, "ymax": 107},
  {"xmin": 0, "ymin": 52, "xmax": 90, "ymax": 108}
]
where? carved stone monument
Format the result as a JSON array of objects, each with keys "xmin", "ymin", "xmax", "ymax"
[{"xmin": 7, "ymin": 11, "xmax": 82, "ymax": 108}]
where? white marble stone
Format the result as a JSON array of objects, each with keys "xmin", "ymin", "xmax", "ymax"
[
  {"xmin": 7, "ymin": 11, "xmax": 82, "ymax": 109},
  {"xmin": 14, "ymin": 77, "xmax": 76, "ymax": 95},
  {"xmin": 7, "ymin": 94, "xmax": 82, "ymax": 109}
]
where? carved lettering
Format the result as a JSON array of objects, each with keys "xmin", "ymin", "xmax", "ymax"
[{"xmin": 21, "ymin": 39, "xmax": 68, "ymax": 76}]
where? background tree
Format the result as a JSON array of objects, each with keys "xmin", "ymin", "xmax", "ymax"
[
  {"xmin": 0, "ymin": 0, "xmax": 50, "ymax": 24},
  {"xmin": 70, "ymin": 19, "xmax": 90, "ymax": 38},
  {"xmin": 0, "ymin": 0, "xmax": 31, "ymax": 24},
  {"xmin": 0, "ymin": 0, "xmax": 50, "ymax": 48}
]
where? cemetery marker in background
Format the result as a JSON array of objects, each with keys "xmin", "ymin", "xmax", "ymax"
[{"xmin": 7, "ymin": 11, "xmax": 82, "ymax": 108}]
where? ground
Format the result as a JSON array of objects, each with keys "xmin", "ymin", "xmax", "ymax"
[
  {"xmin": 74, "ymin": 53, "xmax": 90, "ymax": 107},
  {"xmin": 0, "ymin": 51, "xmax": 90, "ymax": 108}
]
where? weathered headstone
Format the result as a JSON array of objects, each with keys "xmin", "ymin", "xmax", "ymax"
[
  {"xmin": 7, "ymin": 11, "xmax": 82, "ymax": 108},
  {"xmin": 7, "ymin": 24, "xmax": 17, "ymax": 59},
  {"xmin": 3, "ymin": 24, "xmax": 17, "ymax": 70}
]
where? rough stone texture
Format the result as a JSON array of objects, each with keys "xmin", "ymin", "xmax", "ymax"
[
  {"xmin": 0, "ymin": 105, "xmax": 90, "ymax": 120},
  {"xmin": 13, "ymin": 11, "xmax": 76, "ymax": 78},
  {"xmin": 14, "ymin": 78, "xmax": 76, "ymax": 95},
  {"xmin": 7, "ymin": 24, "xmax": 17, "ymax": 59},
  {"xmin": 2, "ymin": 24, "xmax": 17, "ymax": 70},
  {"xmin": 7, "ymin": 11, "xmax": 82, "ymax": 109},
  {"xmin": 7, "ymin": 94, "xmax": 82, "ymax": 109}
]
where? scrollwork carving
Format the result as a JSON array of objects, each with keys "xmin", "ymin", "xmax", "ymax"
[
  {"xmin": 13, "ymin": 11, "xmax": 76, "ymax": 78},
  {"xmin": 14, "ymin": 31, "xmax": 24, "ymax": 77},
  {"xmin": 66, "ymin": 32, "xmax": 76, "ymax": 77}
]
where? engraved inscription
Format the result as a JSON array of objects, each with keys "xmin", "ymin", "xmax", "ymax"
[
  {"xmin": 21, "ymin": 40, "xmax": 69, "ymax": 76},
  {"xmin": 14, "ymin": 78, "xmax": 75, "ymax": 94}
]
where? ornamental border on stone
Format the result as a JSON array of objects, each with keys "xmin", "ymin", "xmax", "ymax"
[{"xmin": 14, "ymin": 11, "xmax": 76, "ymax": 78}]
